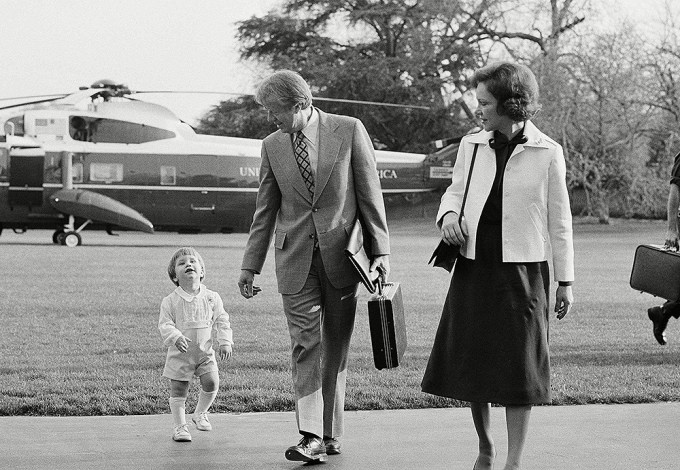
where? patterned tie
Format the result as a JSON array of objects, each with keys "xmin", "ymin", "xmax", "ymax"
[{"xmin": 293, "ymin": 131, "xmax": 314, "ymax": 196}]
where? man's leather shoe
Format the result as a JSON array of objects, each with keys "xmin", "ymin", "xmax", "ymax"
[
  {"xmin": 323, "ymin": 437, "xmax": 341, "ymax": 455},
  {"xmin": 648, "ymin": 306, "xmax": 670, "ymax": 345},
  {"xmin": 285, "ymin": 436, "xmax": 328, "ymax": 463}
]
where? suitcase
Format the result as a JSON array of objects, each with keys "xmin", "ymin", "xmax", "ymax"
[
  {"xmin": 367, "ymin": 281, "xmax": 407, "ymax": 369},
  {"xmin": 630, "ymin": 244, "xmax": 680, "ymax": 300}
]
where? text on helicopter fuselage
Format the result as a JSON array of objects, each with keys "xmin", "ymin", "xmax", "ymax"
[{"xmin": 239, "ymin": 167, "xmax": 398, "ymax": 179}]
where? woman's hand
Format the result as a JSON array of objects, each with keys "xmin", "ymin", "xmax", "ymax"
[
  {"xmin": 554, "ymin": 285, "xmax": 573, "ymax": 320},
  {"xmin": 441, "ymin": 211, "xmax": 468, "ymax": 246}
]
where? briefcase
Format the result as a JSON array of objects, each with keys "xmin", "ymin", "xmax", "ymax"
[
  {"xmin": 367, "ymin": 281, "xmax": 407, "ymax": 370},
  {"xmin": 630, "ymin": 244, "xmax": 680, "ymax": 301}
]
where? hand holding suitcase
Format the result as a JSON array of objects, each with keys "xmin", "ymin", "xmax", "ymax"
[{"xmin": 367, "ymin": 278, "xmax": 407, "ymax": 369}]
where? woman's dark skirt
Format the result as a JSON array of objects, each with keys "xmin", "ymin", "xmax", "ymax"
[{"xmin": 421, "ymin": 224, "xmax": 551, "ymax": 405}]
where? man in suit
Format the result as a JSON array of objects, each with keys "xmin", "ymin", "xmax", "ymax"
[
  {"xmin": 648, "ymin": 151, "xmax": 680, "ymax": 345},
  {"xmin": 238, "ymin": 70, "xmax": 390, "ymax": 463}
]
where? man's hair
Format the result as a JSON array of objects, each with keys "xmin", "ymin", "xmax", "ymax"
[
  {"xmin": 167, "ymin": 247, "xmax": 205, "ymax": 286},
  {"xmin": 255, "ymin": 70, "xmax": 312, "ymax": 109},
  {"xmin": 471, "ymin": 62, "xmax": 541, "ymax": 121}
]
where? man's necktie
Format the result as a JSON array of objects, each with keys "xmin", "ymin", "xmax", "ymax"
[{"xmin": 294, "ymin": 131, "xmax": 314, "ymax": 196}]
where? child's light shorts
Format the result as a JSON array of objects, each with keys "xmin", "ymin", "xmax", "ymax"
[{"xmin": 163, "ymin": 329, "xmax": 218, "ymax": 381}]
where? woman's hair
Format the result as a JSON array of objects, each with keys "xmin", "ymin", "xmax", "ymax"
[
  {"xmin": 167, "ymin": 247, "xmax": 205, "ymax": 286},
  {"xmin": 472, "ymin": 62, "xmax": 541, "ymax": 121},
  {"xmin": 255, "ymin": 70, "xmax": 313, "ymax": 109}
]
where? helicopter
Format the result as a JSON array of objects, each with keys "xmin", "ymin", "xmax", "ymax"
[{"xmin": 0, "ymin": 80, "xmax": 458, "ymax": 247}]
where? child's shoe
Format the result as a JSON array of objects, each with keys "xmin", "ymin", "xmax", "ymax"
[
  {"xmin": 172, "ymin": 424, "xmax": 192, "ymax": 442},
  {"xmin": 192, "ymin": 411, "xmax": 213, "ymax": 431}
]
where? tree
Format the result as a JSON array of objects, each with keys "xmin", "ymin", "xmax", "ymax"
[
  {"xmin": 200, "ymin": 0, "xmax": 589, "ymax": 154},
  {"xmin": 536, "ymin": 29, "xmax": 662, "ymax": 222},
  {"xmin": 461, "ymin": 0, "xmax": 587, "ymax": 59},
  {"xmin": 197, "ymin": 95, "xmax": 275, "ymax": 139},
  {"xmin": 229, "ymin": 0, "xmax": 492, "ymax": 152},
  {"xmin": 640, "ymin": 16, "xmax": 680, "ymax": 165}
]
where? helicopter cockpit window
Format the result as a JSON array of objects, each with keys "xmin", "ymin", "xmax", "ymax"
[
  {"xmin": 70, "ymin": 116, "xmax": 90, "ymax": 141},
  {"xmin": 4, "ymin": 116, "xmax": 25, "ymax": 136},
  {"xmin": 70, "ymin": 116, "xmax": 175, "ymax": 143}
]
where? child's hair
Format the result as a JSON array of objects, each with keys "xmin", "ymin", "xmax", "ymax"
[{"xmin": 167, "ymin": 247, "xmax": 206, "ymax": 286}]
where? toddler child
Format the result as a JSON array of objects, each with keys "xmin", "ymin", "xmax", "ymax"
[{"xmin": 159, "ymin": 247, "xmax": 233, "ymax": 442}]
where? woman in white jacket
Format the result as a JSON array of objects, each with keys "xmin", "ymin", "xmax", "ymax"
[{"xmin": 422, "ymin": 62, "xmax": 574, "ymax": 470}]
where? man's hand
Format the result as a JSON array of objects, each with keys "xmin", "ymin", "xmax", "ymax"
[
  {"xmin": 441, "ymin": 211, "xmax": 467, "ymax": 246},
  {"xmin": 174, "ymin": 335, "xmax": 192, "ymax": 353},
  {"xmin": 238, "ymin": 269, "xmax": 261, "ymax": 298},
  {"xmin": 665, "ymin": 184, "xmax": 679, "ymax": 250},
  {"xmin": 218, "ymin": 344, "xmax": 232, "ymax": 361},
  {"xmin": 554, "ymin": 285, "xmax": 573, "ymax": 320},
  {"xmin": 664, "ymin": 227, "xmax": 679, "ymax": 251},
  {"xmin": 370, "ymin": 255, "xmax": 390, "ymax": 281}
]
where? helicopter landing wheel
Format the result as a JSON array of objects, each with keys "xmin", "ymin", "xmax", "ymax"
[
  {"xmin": 52, "ymin": 229, "xmax": 64, "ymax": 244},
  {"xmin": 62, "ymin": 231, "xmax": 82, "ymax": 247}
]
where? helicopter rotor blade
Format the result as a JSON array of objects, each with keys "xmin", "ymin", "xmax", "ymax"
[
  {"xmin": 311, "ymin": 96, "xmax": 430, "ymax": 110},
  {"xmin": 0, "ymin": 93, "xmax": 68, "ymax": 102},
  {"xmin": 0, "ymin": 95, "xmax": 68, "ymax": 111},
  {"xmin": 130, "ymin": 90, "xmax": 431, "ymax": 111}
]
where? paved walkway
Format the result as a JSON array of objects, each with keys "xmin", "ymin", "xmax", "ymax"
[{"xmin": 5, "ymin": 403, "xmax": 678, "ymax": 469}]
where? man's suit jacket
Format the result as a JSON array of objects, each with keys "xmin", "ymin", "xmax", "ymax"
[
  {"xmin": 241, "ymin": 109, "xmax": 390, "ymax": 295},
  {"xmin": 436, "ymin": 120, "xmax": 574, "ymax": 282}
]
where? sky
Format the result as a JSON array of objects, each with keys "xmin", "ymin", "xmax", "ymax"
[
  {"xmin": 0, "ymin": 0, "xmax": 676, "ymax": 125},
  {"xmin": 0, "ymin": 0, "xmax": 280, "ymax": 123}
]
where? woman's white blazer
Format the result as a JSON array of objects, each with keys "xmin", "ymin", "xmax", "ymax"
[{"xmin": 436, "ymin": 120, "xmax": 574, "ymax": 282}]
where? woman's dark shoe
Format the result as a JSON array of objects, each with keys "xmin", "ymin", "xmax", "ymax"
[
  {"xmin": 285, "ymin": 436, "xmax": 328, "ymax": 463},
  {"xmin": 648, "ymin": 306, "xmax": 670, "ymax": 345}
]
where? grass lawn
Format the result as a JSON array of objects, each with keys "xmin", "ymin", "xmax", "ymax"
[{"xmin": 1, "ymin": 214, "xmax": 679, "ymax": 416}]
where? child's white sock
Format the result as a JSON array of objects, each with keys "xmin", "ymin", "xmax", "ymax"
[
  {"xmin": 169, "ymin": 397, "xmax": 187, "ymax": 426},
  {"xmin": 194, "ymin": 390, "xmax": 218, "ymax": 415}
]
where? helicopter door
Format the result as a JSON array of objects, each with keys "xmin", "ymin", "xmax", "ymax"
[
  {"xmin": 8, "ymin": 145, "xmax": 46, "ymax": 207},
  {"xmin": 182, "ymin": 155, "xmax": 218, "ymax": 229},
  {"xmin": 154, "ymin": 155, "xmax": 218, "ymax": 231}
]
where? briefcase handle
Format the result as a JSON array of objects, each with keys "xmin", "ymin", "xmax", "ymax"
[{"xmin": 376, "ymin": 267, "xmax": 387, "ymax": 296}]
